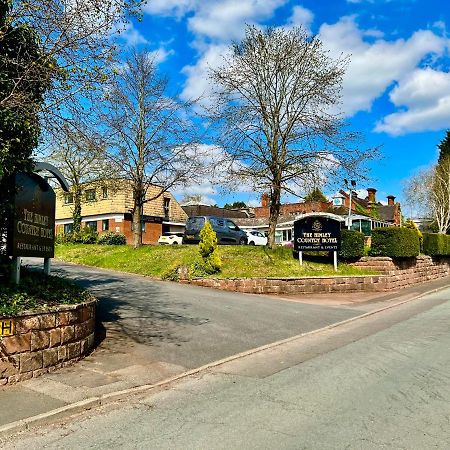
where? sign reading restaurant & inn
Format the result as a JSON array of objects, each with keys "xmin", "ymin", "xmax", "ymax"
[
  {"xmin": 7, "ymin": 172, "xmax": 56, "ymax": 258},
  {"xmin": 293, "ymin": 214, "xmax": 342, "ymax": 253}
]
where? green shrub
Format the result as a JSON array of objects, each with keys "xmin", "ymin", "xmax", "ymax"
[
  {"xmin": 404, "ymin": 219, "xmax": 423, "ymax": 252},
  {"xmin": 422, "ymin": 232, "xmax": 450, "ymax": 256},
  {"xmin": 98, "ymin": 232, "xmax": 127, "ymax": 245},
  {"xmin": 370, "ymin": 227, "xmax": 420, "ymax": 258},
  {"xmin": 193, "ymin": 221, "xmax": 222, "ymax": 275},
  {"xmin": 339, "ymin": 229, "xmax": 364, "ymax": 260},
  {"xmin": 55, "ymin": 228, "xmax": 98, "ymax": 244}
]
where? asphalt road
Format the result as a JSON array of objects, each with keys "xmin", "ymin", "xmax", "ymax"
[
  {"xmin": 24, "ymin": 259, "xmax": 361, "ymax": 369},
  {"xmin": 8, "ymin": 287, "xmax": 450, "ymax": 449}
]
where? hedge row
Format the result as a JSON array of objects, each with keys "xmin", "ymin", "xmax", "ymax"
[
  {"xmin": 370, "ymin": 227, "xmax": 420, "ymax": 258},
  {"xmin": 56, "ymin": 230, "xmax": 127, "ymax": 245},
  {"xmin": 339, "ymin": 229, "xmax": 365, "ymax": 260},
  {"xmin": 422, "ymin": 232, "xmax": 450, "ymax": 256}
]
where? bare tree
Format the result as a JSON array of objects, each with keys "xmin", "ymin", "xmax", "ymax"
[
  {"xmin": 101, "ymin": 50, "xmax": 205, "ymax": 248},
  {"xmin": 45, "ymin": 121, "xmax": 113, "ymax": 232},
  {"xmin": 209, "ymin": 26, "xmax": 375, "ymax": 248},
  {"xmin": 403, "ymin": 158, "xmax": 450, "ymax": 233}
]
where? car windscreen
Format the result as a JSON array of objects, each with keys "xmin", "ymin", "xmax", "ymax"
[{"xmin": 186, "ymin": 217, "xmax": 205, "ymax": 232}]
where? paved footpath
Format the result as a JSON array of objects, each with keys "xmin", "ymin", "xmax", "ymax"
[
  {"xmin": 6, "ymin": 284, "xmax": 450, "ymax": 449},
  {"xmin": 0, "ymin": 260, "xmax": 449, "ymax": 435}
]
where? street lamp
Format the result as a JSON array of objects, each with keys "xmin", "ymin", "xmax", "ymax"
[{"xmin": 344, "ymin": 179, "xmax": 356, "ymax": 230}]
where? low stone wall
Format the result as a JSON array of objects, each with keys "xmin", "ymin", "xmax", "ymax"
[
  {"xmin": 187, "ymin": 255, "xmax": 450, "ymax": 295},
  {"xmin": 0, "ymin": 299, "xmax": 96, "ymax": 385}
]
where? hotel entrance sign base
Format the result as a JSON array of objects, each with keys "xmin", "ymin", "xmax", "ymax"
[{"xmin": 293, "ymin": 214, "xmax": 342, "ymax": 272}]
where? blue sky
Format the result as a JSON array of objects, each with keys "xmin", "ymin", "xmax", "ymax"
[{"xmin": 118, "ymin": 0, "xmax": 450, "ymax": 208}]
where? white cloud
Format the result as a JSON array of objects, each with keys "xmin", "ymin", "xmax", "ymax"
[
  {"xmin": 187, "ymin": 0, "xmax": 287, "ymax": 42},
  {"xmin": 318, "ymin": 16, "xmax": 447, "ymax": 117},
  {"xmin": 116, "ymin": 22, "xmax": 148, "ymax": 46},
  {"xmin": 147, "ymin": 48, "xmax": 175, "ymax": 65},
  {"xmin": 143, "ymin": 0, "xmax": 197, "ymax": 17},
  {"xmin": 375, "ymin": 68, "xmax": 450, "ymax": 135},
  {"xmin": 287, "ymin": 5, "xmax": 314, "ymax": 35}
]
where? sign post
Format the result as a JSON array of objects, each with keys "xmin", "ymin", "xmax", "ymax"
[{"xmin": 293, "ymin": 215, "xmax": 342, "ymax": 271}]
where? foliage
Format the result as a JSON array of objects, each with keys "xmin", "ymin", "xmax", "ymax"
[
  {"xmin": 403, "ymin": 219, "xmax": 423, "ymax": 251},
  {"xmin": 194, "ymin": 222, "xmax": 222, "ymax": 275},
  {"xmin": 56, "ymin": 228, "xmax": 98, "ymax": 244},
  {"xmin": 0, "ymin": 0, "xmax": 50, "ymax": 253},
  {"xmin": 208, "ymin": 25, "xmax": 376, "ymax": 248},
  {"xmin": 0, "ymin": 269, "xmax": 92, "ymax": 316},
  {"xmin": 224, "ymin": 201, "xmax": 247, "ymax": 209},
  {"xmin": 437, "ymin": 130, "xmax": 450, "ymax": 164},
  {"xmin": 55, "ymin": 244, "xmax": 379, "ymax": 279},
  {"xmin": 339, "ymin": 229, "xmax": 364, "ymax": 260},
  {"xmin": 98, "ymin": 232, "xmax": 126, "ymax": 245},
  {"xmin": 304, "ymin": 188, "xmax": 328, "ymax": 203},
  {"xmin": 100, "ymin": 50, "xmax": 205, "ymax": 248},
  {"xmin": 370, "ymin": 227, "xmax": 420, "ymax": 258},
  {"xmin": 422, "ymin": 232, "xmax": 450, "ymax": 256}
]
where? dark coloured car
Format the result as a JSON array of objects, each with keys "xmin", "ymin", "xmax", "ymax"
[{"xmin": 183, "ymin": 216, "xmax": 248, "ymax": 245}]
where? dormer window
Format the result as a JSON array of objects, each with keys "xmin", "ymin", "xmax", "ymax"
[
  {"xmin": 163, "ymin": 197, "xmax": 170, "ymax": 217},
  {"xmin": 102, "ymin": 187, "xmax": 108, "ymax": 199}
]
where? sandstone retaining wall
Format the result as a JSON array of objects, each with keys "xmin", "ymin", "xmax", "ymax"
[
  {"xmin": 187, "ymin": 256, "xmax": 450, "ymax": 295},
  {"xmin": 0, "ymin": 299, "xmax": 96, "ymax": 385}
]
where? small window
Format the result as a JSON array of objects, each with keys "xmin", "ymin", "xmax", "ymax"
[
  {"xmin": 85, "ymin": 221, "xmax": 97, "ymax": 231},
  {"xmin": 64, "ymin": 223, "xmax": 73, "ymax": 234},
  {"xmin": 163, "ymin": 198, "xmax": 170, "ymax": 216},
  {"xmin": 85, "ymin": 189, "xmax": 96, "ymax": 201},
  {"xmin": 141, "ymin": 222, "xmax": 146, "ymax": 233},
  {"xmin": 102, "ymin": 187, "xmax": 108, "ymax": 199},
  {"xmin": 102, "ymin": 219, "xmax": 109, "ymax": 231},
  {"xmin": 225, "ymin": 220, "xmax": 238, "ymax": 230},
  {"xmin": 64, "ymin": 193, "xmax": 73, "ymax": 204}
]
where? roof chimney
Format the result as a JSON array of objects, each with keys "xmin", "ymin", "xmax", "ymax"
[
  {"xmin": 261, "ymin": 193, "xmax": 269, "ymax": 208},
  {"xmin": 387, "ymin": 195, "xmax": 395, "ymax": 206},
  {"xmin": 367, "ymin": 188, "xmax": 377, "ymax": 204}
]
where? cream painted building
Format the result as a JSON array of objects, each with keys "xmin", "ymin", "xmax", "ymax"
[{"xmin": 55, "ymin": 180, "xmax": 187, "ymax": 244}]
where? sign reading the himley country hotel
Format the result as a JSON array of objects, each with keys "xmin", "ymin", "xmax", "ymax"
[
  {"xmin": 294, "ymin": 216, "xmax": 341, "ymax": 252},
  {"xmin": 7, "ymin": 172, "xmax": 55, "ymax": 258}
]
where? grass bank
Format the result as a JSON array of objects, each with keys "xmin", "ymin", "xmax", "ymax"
[
  {"xmin": 55, "ymin": 244, "xmax": 377, "ymax": 279},
  {"xmin": 0, "ymin": 267, "xmax": 93, "ymax": 316}
]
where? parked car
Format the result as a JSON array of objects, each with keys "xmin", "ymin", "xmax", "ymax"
[
  {"xmin": 245, "ymin": 230, "xmax": 268, "ymax": 246},
  {"xmin": 183, "ymin": 216, "xmax": 248, "ymax": 245},
  {"xmin": 158, "ymin": 232, "xmax": 184, "ymax": 245}
]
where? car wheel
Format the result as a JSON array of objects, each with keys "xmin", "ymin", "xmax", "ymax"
[
  {"xmin": 173, "ymin": 242, "xmax": 178, "ymax": 245},
  {"xmin": 239, "ymin": 238, "xmax": 246, "ymax": 245},
  {"xmin": 249, "ymin": 241, "xmax": 255, "ymax": 245}
]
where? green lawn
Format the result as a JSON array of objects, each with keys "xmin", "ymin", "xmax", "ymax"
[{"xmin": 55, "ymin": 244, "xmax": 377, "ymax": 279}]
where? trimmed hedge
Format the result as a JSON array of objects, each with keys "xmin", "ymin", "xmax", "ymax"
[
  {"xmin": 339, "ymin": 229, "xmax": 364, "ymax": 260},
  {"xmin": 422, "ymin": 232, "xmax": 450, "ymax": 256},
  {"xmin": 98, "ymin": 232, "xmax": 127, "ymax": 245},
  {"xmin": 370, "ymin": 227, "xmax": 420, "ymax": 258}
]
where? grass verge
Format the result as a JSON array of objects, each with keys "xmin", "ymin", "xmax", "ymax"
[{"xmin": 55, "ymin": 244, "xmax": 378, "ymax": 279}]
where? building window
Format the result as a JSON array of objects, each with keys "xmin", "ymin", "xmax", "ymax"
[
  {"xmin": 64, "ymin": 193, "xmax": 74, "ymax": 204},
  {"xmin": 85, "ymin": 221, "xmax": 97, "ymax": 231},
  {"xmin": 85, "ymin": 189, "xmax": 96, "ymax": 201},
  {"xmin": 163, "ymin": 197, "xmax": 170, "ymax": 217},
  {"xmin": 141, "ymin": 222, "xmax": 146, "ymax": 233},
  {"xmin": 102, "ymin": 187, "xmax": 108, "ymax": 199},
  {"xmin": 64, "ymin": 223, "xmax": 73, "ymax": 234},
  {"xmin": 102, "ymin": 219, "xmax": 109, "ymax": 231}
]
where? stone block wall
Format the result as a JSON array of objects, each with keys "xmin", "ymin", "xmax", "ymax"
[
  {"xmin": 187, "ymin": 255, "xmax": 450, "ymax": 295},
  {"xmin": 0, "ymin": 299, "xmax": 96, "ymax": 385}
]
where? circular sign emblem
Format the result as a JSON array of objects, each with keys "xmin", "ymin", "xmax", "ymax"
[{"xmin": 312, "ymin": 220, "xmax": 323, "ymax": 232}]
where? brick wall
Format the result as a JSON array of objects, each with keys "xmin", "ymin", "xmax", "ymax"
[
  {"xmin": 0, "ymin": 299, "xmax": 96, "ymax": 384},
  {"xmin": 186, "ymin": 255, "xmax": 450, "ymax": 295}
]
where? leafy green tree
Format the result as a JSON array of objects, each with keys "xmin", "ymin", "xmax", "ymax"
[
  {"xmin": 303, "ymin": 188, "xmax": 328, "ymax": 203},
  {"xmin": 224, "ymin": 201, "xmax": 247, "ymax": 209},
  {"xmin": 197, "ymin": 222, "xmax": 222, "ymax": 275},
  {"xmin": 0, "ymin": 0, "xmax": 50, "ymax": 255},
  {"xmin": 437, "ymin": 130, "xmax": 450, "ymax": 164}
]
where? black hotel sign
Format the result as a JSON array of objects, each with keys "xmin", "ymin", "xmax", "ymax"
[
  {"xmin": 294, "ymin": 216, "xmax": 341, "ymax": 252},
  {"xmin": 7, "ymin": 172, "xmax": 56, "ymax": 258}
]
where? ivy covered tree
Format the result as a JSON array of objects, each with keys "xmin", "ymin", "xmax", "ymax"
[{"xmin": 0, "ymin": 0, "xmax": 50, "ymax": 255}]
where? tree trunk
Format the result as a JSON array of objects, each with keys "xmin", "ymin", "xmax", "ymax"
[
  {"xmin": 132, "ymin": 203, "xmax": 142, "ymax": 249},
  {"xmin": 72, "ymin": 185, "xmax": 82, "ymax": 232},
  {"xmin": 267, "ymin": 185, "xmax": 281, "ymax": 249}
]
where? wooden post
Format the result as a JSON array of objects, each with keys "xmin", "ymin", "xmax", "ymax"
[
  {"xmin": 11, "ymin": 257, "xmax": 21, "ymax": 284},
  {"xmin": 333, "ymin": 251, "xmax": 338, "ymax": 272},
  {"xmin": 299, "ymin": 251, "xmax": 303, "ymax": 266},
  {"xmin": 44, "ymin": 258, "xmax": 51, "ymax": 275}
]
